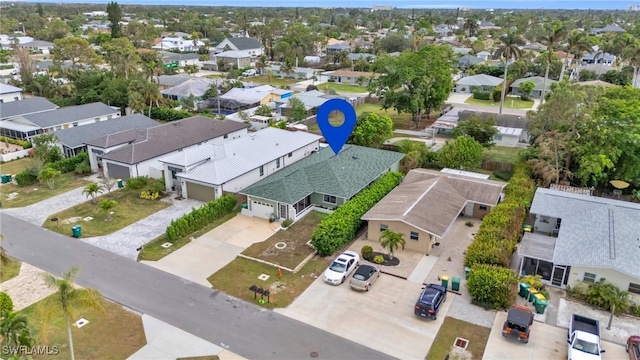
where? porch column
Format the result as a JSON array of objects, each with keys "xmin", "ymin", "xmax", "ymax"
[{"xmin": 518, "ymin": 256, "xmax": 524, "ymax": 276}]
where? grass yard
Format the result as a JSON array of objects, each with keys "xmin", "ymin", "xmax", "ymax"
[
  {"xmin": 482, "ymin": 146, "xmax": 522, "ymax": 164},
  {"xmin": 42, "ymin": 187, "xmax": 170, "ymax": 237},
  {"xmin": 138, "ymin": 208, "xmax": 241, "ymax": 262},
  {"xmin": 426, "ymin": 317, "xmax": 492, "ymax": 360},
  {"xmin": 321, "ymin": 82, "xmax": 369, "ymax": 93},
  {"xmin": 208, "ymin": 256, "xmax": 331, "ymax": 309},
  {"xmin": 20, "ymin": 295, "xmax": 146, "ymax": 360},
  {"xmin": 249, "ymin": 75, "xmax": 300, "ymax": 87},
  {"xmin": 0, "ymin": 253, "xmax": 21, "ymax": 282},
  {"xmin": 204, "ymin": 74, "xmax": 224, "ymax": 79},
  {"xmin": 355, "ymin": 103, "xmax": 438, "ymax": 130},
  {"xmin": 241, "ymin": 211, "xmax": 326, "ymax": 269},
  {"xmin": 465, "ymin": 96, "xmax": 534, "ymax": 109},
  {"xmin": 0, "ymin": 173, "xmax": 89, "ymax": 209},
  {"xmin": 0, "ymin": 157, "xmax": 33, "ymax": 175}
]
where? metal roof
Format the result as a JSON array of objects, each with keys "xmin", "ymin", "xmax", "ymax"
[
  {"xmin": 23, "ymin": 102, "xmax": 119, "ymax": 128},
  {"xmin": 55, "ymin": 114, "xmax": 159, "ymax": 149},
  {"xmin": 160, "ymin": 78, "xmax": 216, "ymax": 98},
  {"xmin": 518, "ymin": 232, "xmax": 557, "ymax": 262},
  {"xmin": 496, "ymin": 126, "xmax": 523, "ymax": 136},
  {"xmin": 0, "ymin": 97, "xmax": 58, "ymax": 119},
  {"xmin": 456, "ymin": 74, "xmax": 503, "ymax": 87},
  {"xmin": 0, "ymin": 83, "xmax": 22, "ymax": 95}
]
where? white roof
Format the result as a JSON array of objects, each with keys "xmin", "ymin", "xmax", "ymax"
[
  {"xmin": 456, "ymin": 74, "xmax": 504, "ymax": 87},
  {"xmin": 0, "ymin": 120, "xmax": 40, "ymax": 132},
  {"xmin": 440, "ymin": 168, "xmax": 490, "ymax": 179},
  {"xmin": 0, "ymin": 83, "xmax": 22, "ymax": 94},
  {"xmin": 165, "ymin": 128, "xmax": 322, "ymax": 186},
  {"xmin": 221, "ymin": 85, "xmax": 276, "ymax": 103},
  {"xmin": 495, "ymin": 126, "xmax": 523, "ymax": 136}
]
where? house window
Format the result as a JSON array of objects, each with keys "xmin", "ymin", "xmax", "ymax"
[
  {"xmin": 556, "ymin": 218, "xmax": 562, "ymax": 229},
  {"xmin": 276, "ymin": 158, "xmax": 281, "ymax": 168},
  {"xmin": 323, "ymin": 194, "xmax": 336, "ymax": 204},
  {"xmin": 259, "ymin": 166, "xmax": 264, "ymax": 176},
  {"xmin": 107, "ymin": 115, "xmax": 113, "ymax": 120},
  {"xmin": 583, "ymin": 272, "xmax": 597, "ymax": 283},
  {"xmin": 494, "ymin": 135, "xmax": 503, "ymax": 141},
  {"xmin": 72, "ymin": 122, "xmax": 79, "ymax": 127},
  {"xmin": 95, "ymin": 117, "xmax": 100, "ymax": 122},
  {"xmin": 380, "ymin": 224, "xmax": 388, "ymax": 232},
  {"xmin": 629, "ymin": 283, "xmax": 640, "ymax": 295},
  {"xmin": 410, "ymin": 231, "xmax": 419, "ymax": 241},
  {"xmin": 478, "ymin": 205, "xmax": 488, "ymax": 211},
  {"xmin": 224, "ymin": 134, "xmax": 228, "ymax": 139},
  {"xmin": 288, "ymin": 152, "xmax": 293, "ymax": 158}
]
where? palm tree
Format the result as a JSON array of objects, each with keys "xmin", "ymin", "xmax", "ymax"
[
  {"xmin": 602, "ymin": 283, "xmax": 630, "ymax": 330},
  {"xmin": 493, "ymin": 31, "xmax": 524, "ymax": 114},
  {"xmin": 566, "ymin": 30, "xmax": 594, "ymax": 82},
  {"xmin": 98, "ymin": 200, "xmax": 118, "ymax": 221},
  {"xmin": 255, "ymin": 55, "xmax": 267, "ymax": 75},
  {"xmin": 40, "ymin": 267, "xmax": 104, "ymax": 360},
  {"xmin": 82, "ymin": 182, "xmax": 103, "ymax": 204},
  {"xmin": 280, "ymin": 60, "xmax": 294, "ymax": 79},
  {"xmin": 0, "ymin": 310, "xmax": 34, "ymax": 349},
  {"xmin": 538, "ymin": 22, "xmax": 568, "ymax": 103},
  {"xmin": 379, "ymin": 230, "xmax": 406, "ymax": 260},
  {"xmin": 265, "ymin": 69, "xmax": 275, "ymax": 85},
  {"xmin": 463, "ymin": 18, "xmax": 479, "ymax": 37},
  {"xmin": 128, "ymin": 92, "xmax": 146, "ymax": 114}
]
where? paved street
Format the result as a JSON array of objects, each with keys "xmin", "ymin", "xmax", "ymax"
[{"xmin": 0, "ymin": 214, "xmax": 394, "ymax": 360}]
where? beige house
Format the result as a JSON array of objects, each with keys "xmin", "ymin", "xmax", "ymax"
[{"xmin": 362, "ymin": 169, "xmax": 506, "ymax": 254}]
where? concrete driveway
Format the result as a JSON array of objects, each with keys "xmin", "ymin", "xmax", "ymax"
[
  {"xmin": 142, "ymin": 215, "xmax": 275, "ymax": 286},
  {"xmin": 483, "ymin": 312, "xmax": 628, "ymax": 360},
  {"xmin": 276, "ymin": 274, "xmax": 453, "ymax": 359}
]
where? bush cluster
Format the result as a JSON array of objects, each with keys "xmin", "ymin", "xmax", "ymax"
[
  {"xmin": 0, "ymin": 136, "xmax": 31, "ymax": 149},
  {"xmin": 14, "ymin": 152, "xmax": 89, "ymax": 187},
  {"xmin": 149, "ymin": 107, "xmax": 192, "ymax": 122},
  {"xmin": 166, "ymin": 195, "xmax": 237, "ymax": 241},
  {"xmin": 567, "ymin": 279, "xmax": 640, "ymax": 317},
  {"xmin": 47, "ymin": 152, "xmax": 88, "ymax": 173},
  {"xmin": 126, "ymin": 176, "xmax": 149, "ymax": 190},
  {"xmin": 467, "ymin": 264, "xmax": 518, "ymax": 309},
  {"xmin": 361, "ymin": 245, "xmax": 373, "ymax": 261},
  {"xmin": 15, "ymin": 170, "xmax": 38, "ymax": 186},
  {"xmin": 473, "ymin": 91, "xmax": 491, "ymax": 101},
  {"xmin": 140, "ymin": 191, "xmax": 160, "ymax": 200},
  {"xmin": 310, "ymin": 172, "xmax": 403, "ymax": 256}
]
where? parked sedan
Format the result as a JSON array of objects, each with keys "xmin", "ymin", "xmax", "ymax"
[
  {"xmin": 627, "ymin": 336, "xmax": 640, "ymax": 360},
  {"xmin": 350, "ymin": 264, "xmax": 380, "ymax": 291},
  {"xmin": 323, "ymin": 250, "xmax": 360, "ymax": 285}
]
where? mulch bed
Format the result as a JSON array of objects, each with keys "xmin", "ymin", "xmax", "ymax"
[{"xmin": 366, "ymin": 252, "xmax": 400, "ymax": 267}]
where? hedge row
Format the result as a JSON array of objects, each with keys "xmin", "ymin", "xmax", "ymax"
[
  {"xmin": 311, "ymin": 171, "xmax": 404, "ymax": 256},
  {"xmin": 149, "ymin": 107, "xmax": 192, "ymax": 122},
  {"xmin": 166, "ymin": 194, "xmax": 237, "ymax": 241},
  {"xmin": 467, "ymin": 264, "xmax": 518, "ymax": 310},
  {"xmin": 15, "ymin": 152, "xmax": 89, "ymax": 187},
  {"xmin": 0, "ymin": 136, "xmax": 31, "ymax": 149},
  {"xmin": 47, "ymin": 152, "xmax": 88, "ymax": 173}
]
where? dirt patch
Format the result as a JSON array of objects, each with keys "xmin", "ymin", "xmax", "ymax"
[
  {"xmin": 269, "ymin": 281, "xmax": 287, "ymax": 294},
  {"xmin": 61, "ymin": 216, "xmax": 82, "ymax": 224}
]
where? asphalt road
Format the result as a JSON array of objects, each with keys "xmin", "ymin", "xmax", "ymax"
[{"xmin": 1, "ymin": 214, "xmax": 395, "ymax": 360}]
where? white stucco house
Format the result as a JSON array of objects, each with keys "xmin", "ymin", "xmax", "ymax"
[
  {"xmin": 158, "ymin": 127, "xmax": 322, "ymax": 201},
  {"xmin": 214, "ymin": 37, "xmax": 262, "ymax": 57}
]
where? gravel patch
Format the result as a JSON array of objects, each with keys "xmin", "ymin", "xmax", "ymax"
[{"xmin": 447, "ymin": 290, "xmax": 497, "ymax": 328}]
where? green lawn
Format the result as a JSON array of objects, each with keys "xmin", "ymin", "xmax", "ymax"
[
  {"xmin": 465, "ymin": 96, "xmax": 534, "ymax": 109},
  {"xmin": 208, "ymin": 256, "xmax": 331, "ymax": 309},
  {"xmin": 0, "ymin": 253, "xmax": 21, "ymax": 282},
  {"xmin": 427, "ymin": 317, "xmax": 491, "ymax": 360},
  {"xmin": 249, "ymin": 75, "xmax": 300, "ymax": 87},
  {"xmin": 321, "ymin": 82, "xmax": 369, "ymax": 93},
  {"xmin": 42, "ymin": 187, "xmax": 170, "ymax": 237},
  {"xmin": 204, "ymin": 74, "xmax": 224, "ymax": 79},
  {"xmin": 138, "ymin": 209, "xmax": 240, "ymax": 262},
  {"xmin": 0, "ymin": 173, "xmax": 89, "ymax": 209},
  {"xmin": 482, "ymin": 146, "xmax": 522, "ymax": 164},
  {"xmin": 0, "ymin": 157, "xmax": 34, "ymax": 175},
  {"xmin": 20, "ymin": 294, "xmax": 146, "ymax": 359}
]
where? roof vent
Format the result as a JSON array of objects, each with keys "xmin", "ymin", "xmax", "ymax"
[{"xmin": 352, "ymin": 156, "xmax": 358, "ymax": 159}]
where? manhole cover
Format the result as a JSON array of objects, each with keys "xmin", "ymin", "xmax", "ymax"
[
  {"xmin": 275, "ymin": 242, "xmax": 287, "ymax": 249},
  {"xmin": 161, "ymin": 242, "xmax": 173, "ymax": 248},
  {"xmin": 309, "ymin": 351, "xmax": 318, "ymax": 358}
]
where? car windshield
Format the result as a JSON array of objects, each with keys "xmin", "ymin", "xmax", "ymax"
[
  {"xmin": 329, "ymin": 262, "xmax": 346, "ymax": 273},
  {"xmin": 353, "ymin": 273, "xmax": 366, "ymax": 281},
  {"xmin": 573, "ymin": 339, "xmax": 599, "ymax": 355}
]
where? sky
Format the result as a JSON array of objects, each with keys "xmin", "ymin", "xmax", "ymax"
[{"xmin": 21, "ymin": 0, "xmax": 640, "ymax": 10}]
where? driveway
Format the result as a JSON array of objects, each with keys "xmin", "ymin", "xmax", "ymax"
[
  {"xmin": 276, "ymin": 274, "xmax": 454, "ymax": 359},
  {"xmin": 142, "ymin": 215, "xmax": 275, "ymax": 286},
  {"xmin": 483, "ymin": 312, "xmax": 628, "ymax": 360}
]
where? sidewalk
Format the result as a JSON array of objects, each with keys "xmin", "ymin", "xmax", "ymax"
[{"xmin": 0, "ymin": 262, "xmax": 56, "ymax": 310}]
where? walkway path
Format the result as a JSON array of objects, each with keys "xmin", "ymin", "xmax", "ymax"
[{"xmin": 0, "ymin": 262, "xmax": 56, "ymax": 310}]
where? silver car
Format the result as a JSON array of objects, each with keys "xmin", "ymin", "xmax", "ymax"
[{"xmin": 349, "ymin": 264, "xmax": 380, "ymax": 291}]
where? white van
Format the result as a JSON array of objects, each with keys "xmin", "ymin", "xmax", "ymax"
[{"xmin": 242, "ymin": 69, "xmax": 256, "ymax": 77}]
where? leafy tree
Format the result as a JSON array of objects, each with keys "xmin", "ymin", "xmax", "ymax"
[
  {"xmin": 453, "ymin": 115, "xmax": 498, "ymax": 147},
  {"xmin": 180, "ymin": 94, "xmax": 197, "ymax": 110},
  {"xmin": 128, "ymin": 91, "xmax": 146, "ymax": 114},
  {"xmin": 287, "ymin": 97, "xmax": 307, "ymax": 121},
  {"xmin": 31, "ymin": 133, "xmax": 60, "ymax": 164},
  {"xmin": 566, "ymin": 30, "xmax": 594, "ymax": 82},
  {"xmin": 599, "ymin": 69, "xmax": 631, "ymax": 86},
  {"xmin": 437, "ymin": 136, "xmax": 483, "ymax": 170},
  {"xmin": 39, "ymin": 267, "xmax": 104, "ymax": 360},
  {"xmin": 100, "ymin": 177, "xmax": 116, "ymax": 198},
  {"xmin": 379, "ymin": 230, "xmax": 406, "ymax": 260},
  {"xmin": 0, "ymin": 292, "xmax": 13, "ymax": 314},
  {"xmin": 254, "ymin": 104, "xmax": 273, "ymax": 117},
  {"xmin": 99, "ymin": 200, "xmax": 118, "ymax": 221},
  {"xmin": 102, "ymin": 38, "xmax": 141, "ymax": 79},
  {"xmin": 106, "ymin": 1, "xmax": 123, "ymax": 38},
  {"xmin": 83, "ymin": 182, "xmax": 103, "ymax": 204},
  {"xmin": 349, "ymin": 112, "xmax": 393, "ymax": 148},
  {"xmin": 35, "ymin": 19, "xmax": 71, "ymax": 42},
  {"xmin": 518, "ymin": 81, "xmax": 535, "ymax": 101},
  {"xmin": 528, "ymin": 131, "xmax": 572, "ymax": 187},
  {"xmin": 37, "ymin": 167, "xmax": 61, "ymax": 190},
  {"xmin": 538, "ymin": 21, "xmax": 568, "ymax": 103},
  {"xmin": 493, "ymin": 31, "xmax": 525, "ymax": 114}
]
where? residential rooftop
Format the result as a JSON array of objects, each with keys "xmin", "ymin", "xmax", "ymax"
[
  {"xmin": 23, "ymin": 102, "xmax": 119, "ymax": 128},
  {"xmin": 0, "ymin": 97, "xmax": 58, "ymax": 119},
  {"xmin": 55, "ymin": 114, "xmax": 159, "ymax": 149}
]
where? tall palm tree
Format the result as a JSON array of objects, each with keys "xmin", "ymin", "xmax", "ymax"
[
  {"xmin": 40, "ymin": 266, "xmax": 104, "ymax": 360},
  {"xmin": 538, "ymin": 22, "xmax": 568, "ymax": 103},
  {"xmin": 265, "ymin": 69, "xmax": 275, "ymax": 84},
  {"xmin": 280, "ymin": 60, "xmax": 294, "ymax": 79},
  {"xmin": 379, "ymin": 230, "xmax": 406, "ymax": 260},
  {"xmin": 493, "ymin": 31, "xmax": 524, "ymax": 114},
  {"xmin": 128, "ymin": 92, "xmax": 146, "ymax": 114},
  {"xmin": 566, "ymin": 30, "xmax": 593, "ymax": 82},
  {"xmin": 255, "ymin": 55, "xmax": 267, "ymax": 75},
  {"xmin": 602, "ymin": 283, "xmax": 630, "ymax": 330},
  {"xmin": 463, "ymin": 18, "xmax": 479, "ymax": 37}
]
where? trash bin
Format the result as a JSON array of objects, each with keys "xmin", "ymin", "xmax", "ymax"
[
  {"xmin": 116, "ymin": 179, "xmax": 124, "ymax": 188},
  {"xmin": 241, "ymin": 203, "xmax": 248, "ymax": 209},
  {"xmin": 535, "ymin": 299, "xmax": 549, "ymax": 314},
  {"xmin": 0, "ymin": 175, "xmax": 7, "ymax": 184},
  {"xmin": 441, "ymin": 275, "xmax": 450, "ymax": 289},
  {"xmin": 6, "ymin": 174, "xmax": 11, "ymax": 182},
  {"xmin": 528, "ymin": 288, "xmax": 539, "ymax": 303},
  {"xmin": 523, "ymin": 224, "xmax": 532, "ymax": 232},
  {"xmin": 451, "ymin": 277, "xmax": 461, "ymax": 291},
  {"xmin": 534, "ymin": 293, "xmax": 546, "ymax": 304},
  {"xmin": 519, "ymin": 283, "xmax": 531, "ymax": 298},
  {"xmin": 464, "ymin": 267, "xmax": 471, "ymax": 279},
  {"xmin": 71, "ymin": 225, "xmax": 82, "ymax": 238}
]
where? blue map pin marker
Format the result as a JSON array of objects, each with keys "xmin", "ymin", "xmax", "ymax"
[{"xmin": 316, "ymin": 98, "xmax": 357, "ymax": 155}]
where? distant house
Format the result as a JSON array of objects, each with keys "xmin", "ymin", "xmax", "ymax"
[
  {"xmin": 0, "ymin": 35, "xmax": 33, "ymax": 48},
  {"xmin": 457, "ymin": 110, "xmax": 530, "ymax": 147},
  {"xmin": 266, "ymin": 65, "xmax": 316, "ymax": 80},
  {"xmin": 510, "ymin": 76, "xmax": 557, "ymax": 99},
  {"xmin": 204, "ymin": 50, "xmax": 253, "ymax": 71},
  {"xmin": 215, "ymin": 37, "xmax": 262, "ymax": 57},
  {"xmin": 156, "ymin": 74, "xmax": 199, "ymax": 90},
  {"xmin": 159, "ymin": 127, "xmax": 322, "ymax": 201},
  {"xmin": 326, "ymin": 43, "xmax": 352, "ymax": 54},
  {"xmin": 18, "ymin": 40, "xmax": 54, "ymax": 54},
  {"xmin": 276, "ymin": 90, "xmax": 347, "ymax": 117},
  {"xmin": 347, "ymin": 53, "xmax": 376, "ymax": 62},
  {"xmin": 433, "ymin": 24, "xmax": 452, "ymax": 36},
  {"xmin": 0, "ymin": 83, "xmax": 23, "ymax": 103},
  {"xmin": 85, "ymin": 116, "xmax": 248, "ymax": 180},
  {"xmin": 450, "ymin": 47, "xmax": 473, "ymax": 56},
  {"xmin": 328, "ymin": 70, "xmax": 377, "ymax": 85},
  {"xmin": 455, "ymin": 74, "xmax": 503, "ymax": 93},
  {"xmin": 160, "ymin": 78, "xmax": 218, "ymax": 101},
  {"xmin": 457, "ymin": 55, "xmax": 483, "ymax": 70},
  {"xmin": 214, "ymin": 85, "xmax": 291, "ymax": 113},
  {"xmin": 362, "ymin": 169, "xmax": 506, "ymax": 254},
  {"xmin": 523, "ymin": 43, "xmax": 547, "ymax": 52},
  {"xmin": 160, "ymin": 51, "xmax": 200, "ymax": 67},
  {"xmin": 582, "ymin": 51, "xmax": 617, "ymax": 66},
  {"xmin": 152, "ymin": 36, "xmax": 204, "ymax": 52},
  {"xmin": 240, "ymin": 145, "xmax": 404, "ymax": 221},
  {"xmin": 475, "ymin": 51, "xmax": 491, "ymax": 61},
  {"xmin": 303, "ymin": 55, "xmax": 321, "ymax": 64},
  {"xmin": 590, "ymin": 24, "xmax": 626, "ymax": 35},
  {"xmin": 479, "ymin": 21, "xmax": 501, "ymax": 30}
]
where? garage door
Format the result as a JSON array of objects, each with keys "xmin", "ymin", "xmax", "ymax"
[
  {"xmin": 106, "ymin": 162, "xmax": 131, "ymax": 180},
  {"xmin": 186, "ymin": 181, "xmax": 216, "ymax": 202},
  {"xmin": 251, "ymin": 200, "xmax": 275, "ymax": 219}
]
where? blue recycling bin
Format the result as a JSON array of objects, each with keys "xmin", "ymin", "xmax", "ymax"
[{"xmin": 71, "ymin": 225, "xmax": 82, "ymax": 238}]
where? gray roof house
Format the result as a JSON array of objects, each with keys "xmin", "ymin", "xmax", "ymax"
[
  {"xmin": 510, "ymin": 76, "xmax": 557, "ymax": 99},
  {"xmin": 582, "ymin": 51, "xmax": 617, "ymax": 65},
  {"xmin": 348, "ymin": 53, "xmax": 377, "ymax": 62},
  {"xmin": 0, "ymin": 83, "xmax": 24, "ymax": 102},
  {"xmin": 240, "ymin": 145, "xmax": 404, "ymax": 221},
  {"xmin": 22, "ymin": 102, "xmax": 120, "ymax": 132},
  {"xmin": 326, "ymin": 43, "xmax": 352, "ymax": 54},
  {"xmin": 157, "ymin": 74, "xmax": 198, "ymax": 89},
  {"xmin": 0, "ymin": 97, "xmax": 59, "ymax": 139},
  {"xmin": 160, "ymin": 78, "xmax": 218, "ymax": 100},
  {"xmin": 455, "ymin": 74, "xmax": 503, "ymax": 93},
  {"xmin": 55, "ymin": 114, "xmax": 159, "ymax": 158},
  {"xmin": 590, "ymin": 24, "xmax": 626, "ymax": 35},
  {"xmin": 457, "ymin": 55, "xmax": 483, "ymax": 69},
  {"xmin": 214, "ymin": 37, "xmax": 262, "ymax": 57},
  {"xmin": 517, "ymin": 188, "xmax": 640, "ymax": 298}
]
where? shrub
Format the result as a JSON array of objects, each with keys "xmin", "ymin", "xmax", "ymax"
[
  {"xmin": 148, "ymin": 179, "xmax": 165, "ymax": 194},
  {"xmin": 493, "ymin": 169, "xmax": 514, "ymax": 181},
  {"xmin": 166, "ymin": 194, "xmax": 237, "ymax": 241},
  {"xmin": 75, "ymin": 161, "xmax": 92, "ymax": 175},
  {"xmin": 0, "ymin": 291, "xmax": 13, "ymax": 313},
  {"xmin": 150, "ymin": 107, "xmax": 192, "ymax": 121},
  {"xmin": 281, "ymin": 218, "xmax": 293, "ymax": 228},
  {"xmin": 473, "ymin": 91, "xmax": 491, "ymax": 100},
  {"xmin": 373, "ymin": 255, "xmax": 385, "ymax": 265},
  {"xmin": 140, "ymin": 191, "xmax": 160, "ymax": 200},
  {"xmin": 310, "ymin": 172, "xmax": 403, "ymax": 256},
  {"xmin": 0, "ymin": 136, "xmax": 30, "ymax": 148},
  {"xmin": 361, "ymin": 245, "xmax": 373, "ymax": 261},
  {"xmin": 467, "ymin": 264, "xmax": 518, "ymax": 310},
  {"xmin": 492, "ymin": 88, "xmax": 502, "ymax": 102},
  {"xmin": 15, "ymin": 169, "xmax": 38, "ymax": 187},
  {"xmin": 126, "ymin": 176, "xmax": 149, "ymax": 190},
  {"xmin": 48, "ymin": 152, "xmax": 89, "ymax": 173}
]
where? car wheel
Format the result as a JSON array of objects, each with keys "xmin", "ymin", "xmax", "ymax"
[
  {"xmin": 625, "ymin": 344, "xmax": 628, "ymax": 352},
  {"xmin": 341, "ymin": 276, "xmax": 345, "ymax": 284}
]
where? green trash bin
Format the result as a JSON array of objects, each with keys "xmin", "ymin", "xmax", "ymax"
[
  {"xmin": 71, "ymin": 225, "xmax": 82, "ymax": 238},
  {"xmin": 1, "ymin": 175, "xmax": 8, "ymax": 184},
  {"xmin": 451, "ymin": 277, "xmax": 461, "ymax": 291},
  {"xmin": 241, "ymin": 203, "xmax": 248, "ymax": 209},
  {"xmin": 535, "ymin": 299, "xmax": 549, "ymax": 314},
  {"xmin": 464, "ymin": 267, "xmax": 471, "ymax": 279},
  {"xmin": 6, "ymin": 174, "xmax": 12, "ymax": 182},
  {"xmin": 519, "ymin": 283, "xmax": 531, "ymax": 298},
  {"xmin": 528, "ymin": 288, "xmax": 539, "ymax": 302},
  {"xmin": 441, "ymin": 275, "xmax": 450, "ymax": 289},
  {"xmin": 116, "ymin": 179, "xmax": 124, "ymax": 188}
]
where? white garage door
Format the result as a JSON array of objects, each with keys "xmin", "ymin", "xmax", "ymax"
[{"xmin": 251, "ymin": 200, "xmax": 275, "ymax": 219}]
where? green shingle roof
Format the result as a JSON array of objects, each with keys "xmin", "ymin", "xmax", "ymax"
[{"xmin": 240, "ymin": 145, "xmax": 405, "ymax": 204}]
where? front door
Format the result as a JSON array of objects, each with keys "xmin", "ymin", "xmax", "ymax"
[
  {"xmin": 279, "ymin": 204, "xmax": 288, "ymax": 219},
  {"xmin": 551, "ymin": 265, "xmax": 567, "ymax": 287}
]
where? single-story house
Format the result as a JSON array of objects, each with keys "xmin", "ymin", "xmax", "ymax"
[
  {"xmin": 160, "ymin": 51, "xmax": 200, "ymax": 67},
  {"xmin": 510, "ymin": 76, "xmax": 557, "ymax": 99},
  {"xmin": 215, "ymin": 37, "xmax": 262, "ymax": 57},
  {"xmin": 240, "ymin": 145, "xmax": 404, "ymax": 221},
  {"xmin": 455, "ymin": 74, "xmax": 503, "ymax": 93},
  {"xmin": 0, "ymin": 97, "xmax": 59, "ymax": 139},
  {"xmin": 581, "ymin": 51, "xmax": 617, "ymax": 66},
  {"xmin": 159, "ymin": 127, "xmax": 322, "ymax": 201},
  {"xmin": 303, "ymin": 56, "xmax": 321, "ymax": 64},
  {"xmin": 476, "ymin": 51, "xmax": 491, "ymax": 61},
  {"xmin": 276, "ymin": 90, "xmax": 347, "ymax": 117},
  {"xmin": 205, "ymin": 50, "xmax": 253, "ymax": 71},
  {"xmin": 0, "ymin": 35, "xmax": 33, "ymax": 48},
  {"xmin": 266, "ymin": 65, "xmax": 316, "ymax": 80},
  {"xmin": 457, "ymin": 110, "xmax": 530, "ymax": 146},
  {"xmin": 479, "ymin": 21, "xmax": 502, "ymax": 30},
  {"xmin": 55, "ymin": 114, "xmax": 159, "ymax": 158},
  {"xmin": 362, "ymin": 168, "xmax": 506, "ymax": 254},
  {"xmin": 450, "ymin": 47, "xmax": 473, "ymax": 55},
  {"xmin": 18, "ymin": 40, "xmax": 54, "ymax": 54},
  {"xmin": 85, "ymin": 116, "xmax": 249, "ymax": 180},
  {"xmin": 327, "ymin": 70, "xmax": 377, "ymax": 85},
  {"xmin": 213, "ymin": 85, "xmax": 290, "ymax": 112},
  {"xmin": 0, "ymin": 83, "xmax": 23, "ymax": 103},
  {"xmin": 517, "ymin": 188, "xmax": 640, "ymax": 302},
  {"xmin": 326, "ymin": 43, "xmax": 352, "ymax": 54},
  {"xmin": 152, "ymin": 37, "xmax": 204, "ymax": 52},
  {"xmin": 457, "ymin": 55, "xmax": 483, "ymax": 70},
  {"xmin": 590, "ymin": 24, "xmax": 626, "ymax": 35},
  {"xmin": 160, "ymin": 78, "xmax": 218, "ymax": 100},
  {"xmin": 156, "ymin": 74, "xmax": 198, "ymax": 90},
  {"xmin": 347, "ymin": 53, "xmax": 377, "ymax": 62}
]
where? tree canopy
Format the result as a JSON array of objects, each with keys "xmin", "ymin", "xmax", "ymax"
[
  {"xmin": 437, "ymin": 136, "xmax": 484, "ymax": 170},
  {"xmin": 452, "ymin": 115, "xmax": 498, "ymax": 147},
  {"xmin": 349, "ymin": 112, "xmax": 393, "ymax": 148}
]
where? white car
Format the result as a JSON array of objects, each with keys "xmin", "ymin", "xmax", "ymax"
[{"xmin": 323, "ymin": 250, "xmax": 360, "ymax": 285}]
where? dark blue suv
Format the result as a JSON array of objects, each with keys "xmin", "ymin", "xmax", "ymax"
[{"xmin": 414, "ymin": 284, "xmax": 447, "ymax": 320}]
